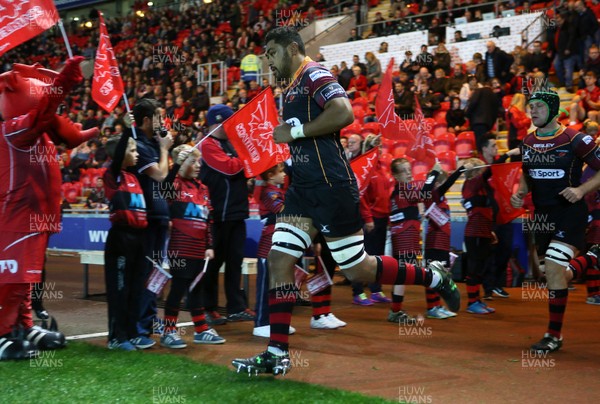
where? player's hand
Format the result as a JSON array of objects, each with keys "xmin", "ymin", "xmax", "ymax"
[
  {"xmin": 156, "ymin": 133, "xmax": 174, "ymax": 150},
  {"xmin": 559, "ymin": 186, "xmax": 584, "ymax": 203},
  {"xmin": 511, "ymin": 190, "xmax": 526, "ymax": 208},
  {"xmin": 273, "ymin": 123, "xmax": 294, "ymax": 143},
  {"xmin": 205, "ymin": 249, "xmax": 215, "ymax": 260},
  {"xmin": 364, "ymin": 222, "xmax": 375, "ymax": 233}
]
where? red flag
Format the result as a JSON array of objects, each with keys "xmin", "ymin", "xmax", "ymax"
[
  {"xmin": 0, "ymin": 0, "xmax": 59, "ymax": 56},
  {"xmin": 222, "ymin": 88, "xmax": 290, "ymax": 178},
  {"xmin": 350, "ymin": 148, "xmax": 379, "ymax": 196},
  {"xmin": 490, "ymin": 162, "xmax": 525, "ymax": 224},
  {"xmin": 375, "ymin": 58, "xmax": 415, "ymax": 144},
  {"xmin": 92, "ymin": 12, "xmax": 124, "ymax": 112},
  {"xmin": 408, "ymin": 95, "xmax": 436, "ymax": 164}
]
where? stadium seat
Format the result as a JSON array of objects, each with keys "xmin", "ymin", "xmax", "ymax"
[
  {"xmin": 341, "ymin": 122, "xmax": 362, "ymax": 137},
  {"xmin": 413, "ymin": 171, "xmax": 428, "ymax": 182},
  {"xmin": 432, "ymin": 124, "xmax": 447, "ymax": 138},
  {"xmin": 455, "ymin": 131, "xmax": 475, "ymax": 158},
  {"xmin": 434, "ymin": 132, "xmax": 455, "ymax": 154},
  {"xmin": 438, "ymin": 151, "xmax": 457, "ymax": 172},
  {"xmin": 433, "ymin": 110, "xmax": 447, "ymax": 125},
  {"xmin": 440, "ymin": 101, "xmax": 450, "ymax": 111},
  {"xmin": 362, "ymin": 121, "xmax": 381, "ymax": 135},
  {"xmin": 352, "ymin": 106, "xmax": 366, "ymax": 123},
  {"xmin": 352, "ymin": 97, "xmax": 369, "ymax": 111},
  {"xmin": 412, "ymin": 160, "xmax": 431, "ymax": 178}
]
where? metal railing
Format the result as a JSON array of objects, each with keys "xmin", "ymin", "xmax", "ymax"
[
  {"xmin": 303, "ymin": 14, "xmax": 354, "ymax": 48},
  {"xmin": 356, "ymin": 0, "xmax": 505, "ymax": 38},
  {"xmin": 196, "ymin": 61, "xmax": 226, "ymax": 96}
]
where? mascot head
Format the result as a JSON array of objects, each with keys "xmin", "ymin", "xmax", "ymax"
[{"xmin": 0, "ymin": 63, "xmax": 60, "ymax": 120}]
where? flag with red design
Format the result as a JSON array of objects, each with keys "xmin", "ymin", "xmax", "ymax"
[
  {"xmin": 375, "ymin": 58, "xmax": 415, "ymax": 144},
  {"xmin": 350, "ymin": 148, "xmax": 379, "ymax": 196},
  {"xmin": 92, "ymin": 12, "xmax": 124, "ymax": 112},
  {"xmin": 407, "ymin": 95, "xmax": 436, "ymax": 164},
  {"xmin": 490, "ymin": 162, "xmax": 525, "ymax": 224},
  {"xmin": 0, "ymin": 0, "xmax": 59, "ymax": 56},
  {"xmin": 223, "ymin": 87, "xmax": 290, "ymax": 177}
]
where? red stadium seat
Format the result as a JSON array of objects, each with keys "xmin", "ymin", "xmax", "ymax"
[
  {"xmin": 393, "ymin": 140, "xmax": 409, "ymax": 158},
  {"xmin": 455, "ymin": 131, "xmax": 475, "ymax": 158},
  {"xmin": 413, "ymin": 171, "xmax": 428, "ymax": 182},
  {"xmin": 352, "ymin": 97, "xmax": 369, "ymax": 110},
  {"xmin": 362, "ymin": 121, "xmax": 381, "ymax": 135},
  {"xmin": 434, "ymin": 132, "xmax": 455, "ymax": 154},
  {"xmin": 433, "ymin": 109, "xmax": 447, "ymax": 125},
  {"xmin": 412, "ymin": 160, "xmax": 431, "ymax": 178},
  {"xmin": 352, "ymin": 106, "xmax": 366, "ymax": 122},
  {"xmin": 432, "ymin": 124, "xmax": 447, "ymax": 138},
  {"xmin": 341, "ymin": 122, "xmax": 362, "ymax": 137},
  {"xmin": 440, "ymin": 101, "xmax": 450, "ymax": 111},
  {"xmin": 438, "ymin": 151, "xmax": 457, "ymax": 172}
]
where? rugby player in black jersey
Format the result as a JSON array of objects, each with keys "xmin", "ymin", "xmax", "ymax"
[
  {"xmin": 512, "ymin": 90, "xmax": 600, "ymax": 352},
  {"xmin": 232, "ymin": 27, "xmax": 460, "ymax": 376}
]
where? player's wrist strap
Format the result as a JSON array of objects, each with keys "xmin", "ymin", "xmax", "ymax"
[{"xmin": 290, "ymin": 124, "xmax": 305, "ymax": 139}]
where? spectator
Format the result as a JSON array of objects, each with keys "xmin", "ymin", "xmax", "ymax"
[
  {"xmin": 347, "ymin": 28, "xmax": 361, "ymax": 41},
  {"xmin": 190, "ymin": 85, "xmax": 210, "ymax": 114},
  {"xmin": 365, "ymin": 52, "xmax": 382, "ymax": 86},
  {"xmin": 579, "ymin": 45, "xmax": 600, "ymax": 87},
  {"xmin": 447, "ymin": 63, "xmax": 466, "ymax": 97},
  {"xmin": 416, "ymin": 82, "xmax": 440, "ymax": 117},
  {"xmin": 240, "ymin": 52, "xmax": 260, "ymax": 85},
  {"xmin": 575, "ymin": 1, "xmax": 599, "ymax": 62},
  {"xmin": 485, "ymin": 41, "xmax": 513, "ymax": 84},
  {"xmin": 446, "ymin": 96, "xmax": 467, "ymax": 134},
  {"xmin": 466, "ymin": 82, "xmax": 500, "ymax": 140},
  {"xmin": 247, "ymin": 80, "xmax": 261, "ymax": 100},
  {"xmin": 472, "ymin": 53, "xmax": 487, "ymax": 83},
  {"xmin": 352, "ymin": 54, "xmax": 367, "ymax": 76},
  {"xmin": 433, "ymin": 42, "xmax": 451, "ymax": 76},
  {"xmin": 431, "ymin": 68, "xmax": 449, "ymax": 101},
  {"xmin": 454, "ymin": 30, "xmax": 466, "ymax": 43},
  {"xmin": 414, "ymin": 67, "xmax": 432, "ymax": 92},
  {"xmin": 569, "ymin": 71, "xmax": 600, "ymax": 125},
  {"xmin": 86, "ymin": 177, "xmax": 109, "ymax": 209},
  {"xmin": 348, "ymin": 66, "xmax": 368, "ymax": 98},
  {"xmin": 338, "ymin": 61, "xmax": 353, "ymax": 90},
  {"xmin": 429, "ymin": 18, "xmax": 445, "ymax": 45},
  {"xmin": 416, "ymin": 44, "xmax": 434, "ymax": 73},
  {"xmin": 394, "ymin": 81, "xmax": 414, "ymax": 117},
  {"xmin": 506, "ymin": 93, "xmax": 531, "ymax": 157},
  {"xmin": 346, "ymin": 134, "xmax": 363, "ymax": 160},
  {"xmin": 372, "ymin": 12, "xmax": 387, "ymax": 37},
  {"xmin": 379, "ymin": 42, "xmax": 389, "ymax": 54},
  {"xmin": 547, "ymin": 11, "xmax": 577, "ymax": 92},
  {"xmin": 232, "ymin": 89, "xmax": 251, "ymax": 110},
  {"xmin": 522, "ymin": 40, "xmax": 552, "ymax": 75},
  {"xmin": 400, "ymin": 50, "xmax": 419, "ymax": 80},
  {"xmin": 490, "ymin": 77, "xmax": 505, "ymax": 116},
  {"xmin": 315, "ymin": 53, "xmax": 326, "ymax": 63}
]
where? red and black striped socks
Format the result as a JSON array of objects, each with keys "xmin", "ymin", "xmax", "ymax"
[
  {"xmin": 568, "ymin": 254, "xmax": 597, "ymax": 280},
  {"xmin": 190, "ymin": 308, "xmax": 208, "ymax": 333},
  {"xmin": 163, "ymin": 307, "xmax": 179, "ymax": 334},
  {"xmin": 268, "ymin": 284, "xmax": 297, "ymax": 352},
  {"xmin": 466, "ymin": 278, "xmax": 480, "ymax": 305},
  {"xmin": 376, "ymin": 256, "xmax": 433, "ymax": 286},
  {"xmin": 547, "ymin": 289, "xmax": 568, "ymax": 339},
  {"xmin": 425, "ymin": 288, "xmax": 441, "ymax": 310},
  {"xmin": 586, "ymin": 268, "xmax": 600, "ymax": 297},
  {"xmin": 311, "ymin": 286, "xmax": 331, "ymax": 320}
]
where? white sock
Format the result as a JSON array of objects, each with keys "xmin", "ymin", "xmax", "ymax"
[
  {"xmin": 429, "ymin": 270, "xmax": 442, "ymax": 288},
  {"xmin": 267, "ymin": 346, "xmax": 287, "ymax": 356},
  {"xmin": 392, "ymin": 285, "xmax": 405, "ymax": 295}
]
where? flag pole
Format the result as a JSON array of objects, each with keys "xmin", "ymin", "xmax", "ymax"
[
  {"xmin": 57, "ymin": 20, "xmax": 73, "ymax": 58},
  {"xmin": 194, "ymin": 123, "xmax": 223, "ymax": 149}
]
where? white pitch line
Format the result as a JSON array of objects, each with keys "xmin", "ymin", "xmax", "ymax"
[{"xmin": 66, "ymin": 322, "xmax": 194, "ymax": 341}]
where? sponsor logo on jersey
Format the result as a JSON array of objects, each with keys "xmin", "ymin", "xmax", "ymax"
[
  {"xmin": 0, "ymin": 260, "xmax": 18, "ymax": 274},
  {"xmin": 309, "ymin": 69, "xmax": 333, "ymax": 81},
  {"xmin": 528, "ymin": 169, "xmax": 565, "ymax": 179},
  {"xmin": 322, "ymin": 84, "xmax": 345, "ymax": 101},
  {"xmin": 583, "ymin": 135, "xmax": 594, "ymax": 144},
  {"xmin": 533, "ymin": 143, "xmax": 554, "ymax": 149}
]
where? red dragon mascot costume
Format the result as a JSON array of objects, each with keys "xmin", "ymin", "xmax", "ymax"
[{"xmin": 0, "ymin": 57, "xmax": 99, "ymax": 360}]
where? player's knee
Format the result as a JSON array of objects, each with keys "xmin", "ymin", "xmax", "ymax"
[
  {"xmin": 271, "ymin": 222, "xmax": 311, "ymax": 260},
  {"xmin": 326, "ymin": 235, "xmax": 367, "ymax": 270},
  {"xmin": 545, "ymin": 243, "xmax": 574, "ymax": 268}
]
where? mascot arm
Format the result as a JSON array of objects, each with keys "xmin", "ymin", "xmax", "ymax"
[
  {"xmin": 48, "ymin": 115, "xmax": 99, "ymax": 148},
  {"xmin": 4, "ymin": 109, "xmax": 46, "ymax": 149},
  {"xmin": 43, "ymin": 57, "xmax": 85, "ymax": 117}
]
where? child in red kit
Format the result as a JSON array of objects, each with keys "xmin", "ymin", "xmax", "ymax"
[{"xmin": 160, "ymin": 145, "xmax": 225, "ymax": 348}]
